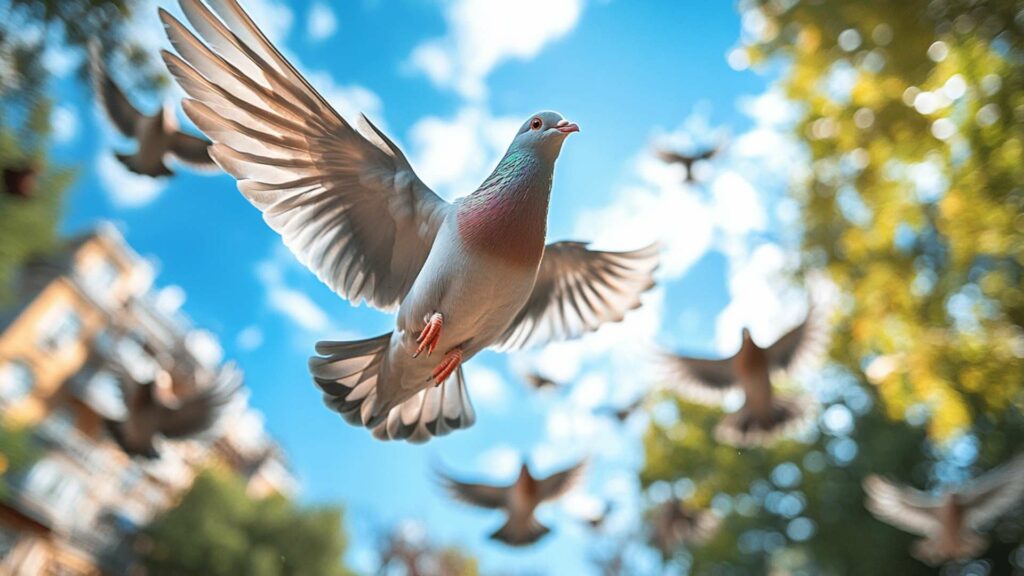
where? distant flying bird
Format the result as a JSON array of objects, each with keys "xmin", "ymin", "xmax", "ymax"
[
  {"xmin": 439, "ymin": 460, "xmax": 587, "ymax": 546},
  {"xmin": 863, "ymin": 455, "xmax": 1024, "ymax": 565},
  {"xmin": 595, "ymin": 396, "xmax": 645, "ymax": 424},
  {"xmin": 89, "ymin": 44, "xmax": 216, "ymax": 177},
  {"xmin": 159, "ymin": 0, "xmax": 659, "ymax": 443},
  {"xmin": 583, "ymin": 500, "xmax": 614, "ymax": 530},
  {"xmin": 523, "ymin": 371, "xmax": 561, "ymax": 392},
  {"xmin": 106, "ymin": 365, "xmax": 240, "ymax": 458},
  {"xmin": 655, "ymin": 144, "xmax": 722, "ymax": 183},
  {"xmin": 2, "ymin": 163, "xmax": 38, "ymax": 198},
  {"xmin": 648, "ymin": 500, "xmax": 721, "ymax": 558},
  {"xmin": 661, "ymin": 299, "xmax": 827, "ymax": 446}
]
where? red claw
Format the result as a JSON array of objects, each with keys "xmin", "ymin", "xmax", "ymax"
[
  {"xmin": 414, "ymin": 312, "xmax": 444, "ymax": 358},
  {"xmin": 432, "ymin": 348, "xmax": 463, "ymax": 386}
]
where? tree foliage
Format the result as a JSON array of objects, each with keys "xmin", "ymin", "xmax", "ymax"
[
  {"xmin": 641, "ymin": 0, "xmax": 1024, "ymax": 573},
  {"xmin": 142, "ymin": 470, "xmax": 353, "ymax": 576}
]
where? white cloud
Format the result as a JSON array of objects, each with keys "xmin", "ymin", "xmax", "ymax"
[
  {"xmin": 477, "ymin": 444, "xmax": 521, "ymax": 479},
  {"xmin": 256, "ymin": 253, "xmax": 331, "ymax": 333},
  {"xmin": 307, "ymin": 2, "xmax": 338, "ymax": 41},
  {"xmin": 186, "ymin": 329, "xmax": 224, "ymax": 368},
  {"xmin": 51, "ymin": 105, "xmax": 79, "ymax": 144},
  {"xmin": 236, "ymin": 325, "xmax": 264, "ymax": 351},
  {"xmin": 153, "ymin": 284, "xmax": 186, "ymax": 315},
  {"xmin": 407, "ymin": 106, "xmax": 521, "ymax": 199},
  {"xmin": 408, "ymin": 0, "xmax": 585, "ymax": 99},
  {"xmin": 464, "ymin": 363, "xmax": 508, "ymax": 412},
  {"xmin": 96, "ymin": 153, "xmax": 168, "ymax": 208}
]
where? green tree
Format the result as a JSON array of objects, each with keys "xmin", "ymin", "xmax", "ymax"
[
  {"xmin": 0, "ymin": 419, "xmax": 37, "ymax": 500},
  {"xmin": 142, "ymin": 470, "xmax": 353, "ymax": 576},
  {"xmin": 642, "ymin": 0, "xmax": 1024, "ymax": 573}
]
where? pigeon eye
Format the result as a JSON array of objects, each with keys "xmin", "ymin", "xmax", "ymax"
[{"xmin": 530, "ymin": 118, "xmax": 542, "ymax": 130}]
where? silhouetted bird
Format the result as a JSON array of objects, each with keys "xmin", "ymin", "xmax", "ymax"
[
  {"xmin": 2, "ymin": 164, "xmax": 38, "ymax": 198},
  {"xmin": 595, "ymin": 396, "xmax": 644, "ymax": 423},
  {"xmin": 655, "ymin": 145, "xmax": 721, "ymax": 183},
  {"xmin": 89, "ymin": 44, "xmax": 215, "ymax": 177},
  {"xmin": 648, "ymin": 500, "xmax": 721, "ymax": 558},
  {"xmin": 106, "ymin": 365, "xmax": 241, "ymax": 458},
  {"xmin": 863, "ymin": 455, "xmax": 1024, "ymax": 565},
  {"xmin": 439, "ymin": 460, "xmax": 586, "ymax": 546},
  {"xmin": 661, "ymin": 300, "xmax": 827, "ymax": 446},
  {"xmin": 523, "ymin": 371, "xmax": 561, "ymax": 391}
]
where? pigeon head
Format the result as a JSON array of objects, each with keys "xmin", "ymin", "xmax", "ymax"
[{"xmin": 510, "ymin": 111, "xmax": 579, "ymax": 161}]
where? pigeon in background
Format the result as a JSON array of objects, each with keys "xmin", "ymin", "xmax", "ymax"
[
  {"xmin": 439, "ymin": 460, "xmax": 587, "ymax": 546},
  {"xmin": 106, "ymin": 364, "xmax": 241, "ymax": 458},
  {"xmin": 159, "ymin": 0, "xmax": 659, "ymax": 444},
  {"xmin": 655, "ymin": 144, "xmax": 722, "ymax": 184},
  {"xmin": 523, "ymin": 371, "xmax": 561, "ymax": 392},
  {"xmin": 661, "ymin": 296, "xmax": 827, "ymax": 446},
  {"xmin": 595, "ymin": 396, "xmax": 645, "ymax": 424},
  {"xmin": 89, "ymin": 44, "xmax": 216, "ymax": 177},
  {"xmin": 864, "ymin": 455, "xmax": 1024, "ymax": 565},
  {"xmin": 648, "ymin": 500, "xmax": 721, "ymax": 558},
  {"xmin": 583, "ymin": 500, "xmax": 614, "ymax": 530}
]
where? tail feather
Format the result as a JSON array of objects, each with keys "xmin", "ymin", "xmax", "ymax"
[
  {"xmin": 715, "ymin": 395, "xmax": 813, "ymax": 447},
  {"xmin": 490, "ymin": 516, "xmax": 550, "ymax": 547},
  {"xmin": 912, "ymin": 535, "xmax": 987, "ymax": 565},
  {"xmin": 311, "ymin": 333, "xmax": 476, "ymax": 443}
]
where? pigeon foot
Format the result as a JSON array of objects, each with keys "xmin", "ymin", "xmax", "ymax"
[
  {"xmin": 432, "ymin": 348, "xmax": 463, "ymax": 385},
  {"xmin": 414, "ymin": 312, "xmax": 444, "ymax": 358}
]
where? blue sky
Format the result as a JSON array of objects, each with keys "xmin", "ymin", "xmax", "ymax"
[{"xmin": 44, "ymin": 0, "xmax": 816, "ymax": 572}]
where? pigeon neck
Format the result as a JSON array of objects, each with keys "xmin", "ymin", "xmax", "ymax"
[{"xmin": 457, "ymin": 150, "xmax": 552, "ymax": 267}]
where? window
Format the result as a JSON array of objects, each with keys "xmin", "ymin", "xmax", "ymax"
[
  {"xmin": 24, "ymin": 458, "xmax": 85, "ymax": 518},
  {"xmin": 78, "ymin": 257, "xmax": 119, "ymax": 297},
  {"xmin": 0, "ymin": 360, "xmax": 34, "ymax": 402},
  {"xmin": 38, "ymin": 306, "xmax": 83, "ymax": 351}
]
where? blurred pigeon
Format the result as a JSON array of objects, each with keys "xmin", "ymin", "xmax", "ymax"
[
  {"xmin": 661, "ymin": 297, "xmax": 827, "ymax": 446},
  {"xmin": 2, "ymin": 163, "xmax": 38, "ymax": 198},
  {"xmin": 595, "ymin": 396, "xmax": 645, "ymax": 424},
  {"xmin": 159, "ymin": 0, "xmax": 659, "ymax": 443},
  {"xmin": 523, "ymin": 371, "xmax": 561, "ymax": 392},
  {"xmin": 863, "ymin": 455, "xmax": 1024, "ymax": 565},
  {"xmin": 105, "ymin": 365, "xmax": 240, "ymax": 458},
  {"xmin": 655, "ymin": 144, "xmax": 721, "ymax": 183},
  {"xmin": 439, "ymin": 460, "xmax": 587, "ymax": 546},
  {"xmin": 583, "ymin": 500, "xmax": 614, "ymax": 530},
  {"xmin": 648, "ymin": 500, "xmax": 721, "ymax": 558},
  {"xmin": 89, "ymin": 44, "xmax": 215, "ymax": 177}
]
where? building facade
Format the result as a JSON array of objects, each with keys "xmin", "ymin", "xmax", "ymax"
[{"xmin": 0, "ymin": 224, "xmax": 295, "ymax": 575}]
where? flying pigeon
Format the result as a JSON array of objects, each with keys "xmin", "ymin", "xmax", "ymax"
[
  {"xmin": 158, "ymin": 0, "xmax": 659, "ymax": 443},
  {"xmin": 89, "ymin": 44, "xmax": 216, "ymax": 177},
  {"xmin": 655, "ymin": 144, "xmax": 721, "ymax": 184},
  {"xmin": 648, "ymin": 500, "xmax": 721, "ymax": 558},
  {"xmin": 863, "ymin": 455, "xmax": 1024, "ymax": 565},
  {"xmin": 660, "ymin": 298, "xmax": 827, "ymax": 446},
  {"xmin": 439, "ymin": 460, "xmax": 587, "ymax": 546},
  {"xmin": 105, "ymin": 365, "xmax": 241, "ymax": 458},
  {"xmin": 582, "ymin": 500, "xmax": 614, "ymax": 530},
  {"xmin": 523, "ymin": 371, "xmax": 561, "ymax": 392},
  {"xmin": 595, "ymin": 396, "xmax": 645, "ymax": 424}
]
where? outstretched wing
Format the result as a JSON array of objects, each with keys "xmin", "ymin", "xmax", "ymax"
[
  {"xmin": 659, "ymin": 350, "xmax": 739, "ymax": 404},
  {"xmin": 89, "ymin": 44, "xmax": 145, "ymax": 137},
  {"xmin": 863, "ymin": 475, "xmax": 941, "ymax": 536},
  {"xmin": 494, "ymin": 242, "xmax": 659, "ymax": 350},
  {"xmin": 159, "ymin": 362, "xmax": 242, "ymax": 438},
  {"xmin": 765, "ymin": 296, "xmax": 830, "ymax": 375},
  {"xmin": 160, "ymin": 0, "xmax": 450, "ymax": 311},
  {"xmin": 440, "ymin": 475, "xmax": 509, "ymax": 510},
  {"xmin": 963, "ymin": 454, "xmax": 1024, "ymax": 529},
  {"xmin": 169, "ymin": 131, "xmax": 217, "ymax": 169},
  {"xmin": 536, "ymin": 460, "xmax": 588, "ymax": 504}
]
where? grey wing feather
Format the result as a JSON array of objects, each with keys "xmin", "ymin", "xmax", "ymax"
[
  {"xmin": 440, "ymin": 475, "xmax": 509, "ymax": 510},
  {"xmin": 659, "ymin": 350, "xmax": 739, "ymax": 404},
  {"xmin": 494, "ymin": 242, "xmax": 659, "ymax": 351},
  {"xmin": 169, "ymin": 131, "xmax": 217, "ymax": 168},
  {"xmin": 159, "ymin": 363, "xmax": 241, "ymax": 438},
  {"xmin": 160, "ymin": 0, "xmax": 449, "ymax": 311},
  {"xmin": 962, "ymin": 454, "xmax": 1024, "ymax": 529},
  {"xmin": 89, "ymin": 44, "xmax": 145, "ymax": 137},
  {"xmin": 765, "ymin": 296, "xmax": 829, "ymax": 375},
  {"xmin": 536, "ymin": 460, "xmax": 587, "ymax": 503},
  {"xmin": 863, "ymin": 475, "xmax": 941, "ymax": 536}
]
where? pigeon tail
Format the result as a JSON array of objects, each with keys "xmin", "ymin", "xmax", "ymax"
[
  {"xmin": 912, "ymin": 535, "xmax": 987, "ymax": 566},
  {"xmin": 714, "ymin": 395, "xmax": 813, "ymax": 447},
  {"xmin": 490, "ymin": 516, "xmax": 550, "ymax": 547},
  {"xmin": 310, "ymin": 333, "xmax": 476, "ymax": 443}
]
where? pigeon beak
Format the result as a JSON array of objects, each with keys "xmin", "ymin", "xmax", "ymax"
[{"xmin": 554, "ymin": 120, "xmax": 580, "ymax": 134}]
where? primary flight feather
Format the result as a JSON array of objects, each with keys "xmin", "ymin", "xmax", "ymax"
[{"xmin": 159, "ymin": 0, "xmax": 659, "ymax": 443}]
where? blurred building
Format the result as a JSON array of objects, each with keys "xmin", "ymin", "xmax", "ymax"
[{"xmin": 0, "ymin": 224, "xmax": 296, "ymax": 575}]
